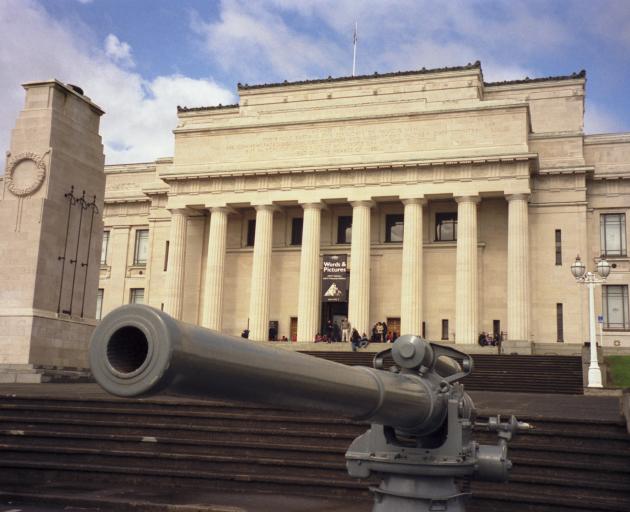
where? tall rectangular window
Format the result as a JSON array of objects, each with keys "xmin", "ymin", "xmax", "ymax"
[
  {"xmin": 603, "ymin": 285, "xmax": 629, "ymax": 330},
  {"xmin": 291, "ymin": 217, "xmax": 303, "ymax": 246},
  {"xmin": 96, "ymin": 289, "xmax": 104, "ymax": 320},
  {"xmin": 555, "ymin": 229, "xmax": 562, "ymax": 265},
  {"xmin": 436, "ymin": 212, "xmax": 457, "ymax": 241},
  {"xmin": 100, "ymin": 231, "xmax": 110, "ymax": 265},
  {"xmin": 133, "ymin": 229, "xmax": 149, "ymax": 266},
  {"xmin": 385, "ymin": 214, "xmax": 404, "ymax": 243},
  {"xmin": 441, "ymin": 319, "xmax": 449, "ymax": 340},
  {"xmin": 493, "ymin": 320, "xmax": 501, "ymax": 339},
  {"xmin": 130, "ymin": 288, "xmax": 145, "ymax": 305},
  {"xmin": 246, "ymin": 219, "xmax": 256, "ymax": 246},
  {"xmin": 556, "ymin": 303, "xmax": 564, "ymax": 342},
  {"xmin": 600, "ymin": 213, "xmax": 627, "ymax": 257},
  {"xmin": 163, "ymin": 241, "xmax": 170, "ymax": 272},
  {"xmin": 337, "ymin": 216, "xmax": 352, "ymax": 244}
]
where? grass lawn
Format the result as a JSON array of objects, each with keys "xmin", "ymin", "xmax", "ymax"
[{"xmin": 605, "ymin": 356, "xmax": 630, "ymax": 388}]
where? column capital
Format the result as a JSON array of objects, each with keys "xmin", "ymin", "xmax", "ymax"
[
  {"xmin": 401, "ymin": 197, "xmax": 427, "ymax": 206},
  {"xmin": 349, "ymin": 200, "xmax": 375, "ymax": 208},
  {"xmin": 300, "ymin": 202, "xmax": 326, "ymax": 211},
  {"xmin": 505, "ymin": 193, "xmax": 530, "ymax": 202},
  {"xmin": 454, "ymin": 195, "xmax": 481, "ymax": 204},
  {"xmin": 253, "ymin": 203, "xmax": 279, "ymax": 213},
  {"xmin": 209, "ymin": 206, "xmax": 236, "ymax": 215}
]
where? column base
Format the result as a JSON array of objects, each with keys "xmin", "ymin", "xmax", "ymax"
[{"xmin": 501, "ymin": 340, "xmax": 532, "ymax": 355}]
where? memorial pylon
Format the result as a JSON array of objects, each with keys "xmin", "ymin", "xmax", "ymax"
[{"xmin": 0, "ymin": 80, "xmax": 105, "ymax": 376}]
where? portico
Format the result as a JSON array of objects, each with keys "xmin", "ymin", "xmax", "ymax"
[{"xmin": 161, "ymin": 167, "xmax": 531, "ymax": 347}]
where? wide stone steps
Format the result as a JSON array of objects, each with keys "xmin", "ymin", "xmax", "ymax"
[
  {"xmin": 0, "ymin": 393, "xmax": 628, "ymax": 511},
  {"xmin": 301, "ymin": 351, "xmax": 585, "ymax": 394}
]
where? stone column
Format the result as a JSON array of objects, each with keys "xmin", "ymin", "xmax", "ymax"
[
  {"xmin": 348, "ymin": 201, "xmax": 372, "ymax": 336},
  {"xmin": 507, "ymin": 194, "xmax": 530, "ymax": 343},
  {"xmin": 455, "ymin": 196, "xmax": 480, "ymax": 344},
  {"xmin": 248, "ymin": 205, "xmax": 275, "ymax": 341},
  {"xmin": 202, "ymin": 207, "xmax": 229, "ymax": 331},
  {"xmin": 297, "ymin": 203, "xmax": 323, "ymax": 342},
  {"xmin": 164, "ymin": 209, "xmax": 188, "ymax": 320},
  {"xmin": 400, "ymin": 198, "xmax": 425, "ymax": 336}
]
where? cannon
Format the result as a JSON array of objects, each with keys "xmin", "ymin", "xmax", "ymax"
[{"xmin": 90, "ymin": 305, "xmax": 529, "ymax": 512}]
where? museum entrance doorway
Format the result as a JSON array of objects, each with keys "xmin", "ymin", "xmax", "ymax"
[{"xmin": 321, "ymin": 302, "xmax": 348, "ymax": 340}]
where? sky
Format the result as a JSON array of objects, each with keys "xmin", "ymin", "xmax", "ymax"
[{"xmin": 1, "ymin": 0, "xmax": 629, "ymax": 167}]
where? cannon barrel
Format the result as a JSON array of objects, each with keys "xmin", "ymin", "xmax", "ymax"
[{"xmin": 89, "ymin": 305, "xmax": 449, "ymax": 435}]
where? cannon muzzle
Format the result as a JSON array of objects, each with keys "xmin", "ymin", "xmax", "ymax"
[{"xmin": 89, "ymin": 305, "xmax": 449, "ymax": 435}]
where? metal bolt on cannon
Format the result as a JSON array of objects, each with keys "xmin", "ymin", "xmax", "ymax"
[{"xmin": 89, "ymin": 305, "xmax": 531, "ymax": 512}]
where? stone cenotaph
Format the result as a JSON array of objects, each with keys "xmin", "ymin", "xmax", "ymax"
[{"xmin": 0, "ymin": 80, "xmax": 105, "ymax": 380}]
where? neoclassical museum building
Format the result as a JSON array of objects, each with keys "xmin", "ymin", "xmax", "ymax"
[{"xmin": 98, "ymin": 62, "xmax": 630, "ymax": 351}]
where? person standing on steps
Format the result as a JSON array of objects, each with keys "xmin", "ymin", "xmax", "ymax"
[{"xmin": 341, "ymin": 317, "xmax": 351, "ymax": 342}]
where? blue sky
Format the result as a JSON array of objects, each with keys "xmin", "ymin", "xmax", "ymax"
[{"xmin": 1, "ymin": 0, "xmax": 629, "ymax": 165}]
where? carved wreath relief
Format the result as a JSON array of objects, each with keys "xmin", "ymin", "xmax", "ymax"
[{"xmin": 6, "ymin": 151, "xmax": 47, "ymax": 196}]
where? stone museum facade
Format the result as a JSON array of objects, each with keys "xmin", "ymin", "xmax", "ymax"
[{"xmin": 96, "ymin": 62, "xmax": 630, "ymax": 350}]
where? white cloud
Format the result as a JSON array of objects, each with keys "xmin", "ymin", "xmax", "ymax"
[
  {"xmin": 0, "ymin": 0, "xmax": 235, "ymax": 167},
  {"xmin": 191, "ymin": 1, "xmax": 344, "ymax": 83},
  {"xmin": 104, "ymin": 34, "xmax": 135, "ymax": 68},
  {"xmin": 193, "ymin": 0, "xmax": 564, "ymax": 86}
]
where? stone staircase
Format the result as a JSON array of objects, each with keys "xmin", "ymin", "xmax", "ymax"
[
  {"xmin": 0, "ymin": 386, "xmax": 627, "ymax": 511},
  {"xmin": 301, "ymin": 351, "xmax": 585, "ymax": 394}
]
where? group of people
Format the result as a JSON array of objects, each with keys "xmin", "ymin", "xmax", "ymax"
[
  {"xmin": 371, "ymin": 321, "xmax": 398, "ymax": 343},
  {"xmin": 241, "ymin": 317, "xmax": 398, "ymax": 348},
  {"xmin": 314, "ymin": 318, "xmax": 369, "ymax": 351},
  {"xmin": 315, "ymin": 318, "xmax": 352, "ymax": 343},
  {"xmin": 478, "ymin": 331, "xmax": 504, "ymax": 347},
  {"xmin": 313, "ymin": 317, "xmax": 398, "ymax": 350}
]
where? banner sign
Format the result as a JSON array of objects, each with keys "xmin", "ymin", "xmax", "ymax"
[{"xmin": 322, "ymin": 254, "xmax": 348, "ymax": 302}]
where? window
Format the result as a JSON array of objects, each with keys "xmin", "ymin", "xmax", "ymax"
[
  {"xmin": 100, "ymin": 231, "xmax": 110, "ymax": 265},
  {"xmin": 493, "ymin": 320, "xmax": 501, "ymax": 340},
  {"xmin": 603, "ymin": 285, "xmax": 629, "ymax": 330},
  {"xmin": 133, "ymin": 229, "xmax": 149, "ymax": 266},
  {"xmin": 386, "ymin": 317, "xmax": 401, "ymax": 338},
  {"xmin": 600, "ymin": 213, "xmax": 626, "ymax": 257},
  {"xmin": 246, "ymin": 219, "xmax": 256, "ymax": 246},
  {"xmin": 96, "ymin": 289, "xmax": 104, "ymax": 320},
  {"xmin": 130, "ymin": 288, "xmax": 145, "ymax": 304},
  {"xmin": 291, "ymin": 217, "xmax": 303, "ymax": 246},
  {"xmin": 555, "ymin": 229, "xmax": 562, "ymax": 266},
  {"xmin": 163, "ymin": 241, "xmax": 170, "ymax": 272},
  {"xmin": 385, "ymin": 214, "xmax": 404, "ymax": 243},
  {"xmin": 556, "ymin": 304, "xmax": 564, "ymax": 342},
  {"xmin": 337, "ymin": 216, "xmax": 352, "ymax": 244},
  {"xmin": 441, "ymin": 319, "xmax": 449, "ymax": 340},
  {"xmin": 422, "ymin": 321, "xmax": 426, "ymax": 338},
  {"xmin": 436, "ymin": 212, "xmax": 457, "ymax": 241}
]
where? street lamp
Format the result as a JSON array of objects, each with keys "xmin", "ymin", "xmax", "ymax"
[{"xmin": 570, "ymin": 255, "xmax": 610, "ymax": 388}]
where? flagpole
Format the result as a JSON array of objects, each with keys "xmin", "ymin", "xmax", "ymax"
[{"xmin": 352, "ymin": 21, "xmax": 357, "ymax": 76}]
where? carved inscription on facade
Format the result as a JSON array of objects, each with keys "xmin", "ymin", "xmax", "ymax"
[{"xmin": 177, "ymin": 110, "xmax": 526, "ymax": 172}]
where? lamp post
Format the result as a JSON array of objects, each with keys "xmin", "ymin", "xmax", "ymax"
[{"xmin": 570, "ymin": 255, "xmax": 611, "ymax": 388}]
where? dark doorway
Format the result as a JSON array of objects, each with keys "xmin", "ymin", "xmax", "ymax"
[{"xmin": 321, "ymin": 302, "xmax": 348, "ymax": 340}]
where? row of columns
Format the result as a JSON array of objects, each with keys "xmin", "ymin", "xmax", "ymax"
[{"xmin": 163, "ymin": 194, "xmax": 530, "ymax": 344}]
